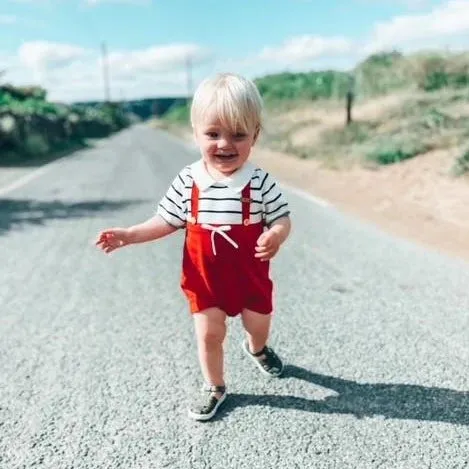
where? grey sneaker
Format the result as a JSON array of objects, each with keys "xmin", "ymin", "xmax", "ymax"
[
  {"xmin": 242, "ymin": 341, "xmax": 284, "ymax": 377},
  {"xmin": 188, "ymin": 385, "xmax": 227, "ymax": 421}
]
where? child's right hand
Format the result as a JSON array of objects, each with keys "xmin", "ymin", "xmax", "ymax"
[{"xmin": 95, "ymin": 228, "xmax": 131, "ymax": 254}]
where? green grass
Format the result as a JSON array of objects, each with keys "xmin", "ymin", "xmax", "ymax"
[{"xmin": 366, "ymin": 140, "xmax": 430, "ymax": 165}]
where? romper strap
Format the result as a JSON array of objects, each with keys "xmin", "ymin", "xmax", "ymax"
[
  {"xmin": 189, "ymin": 182, "xmax": 199, "ymax": 224},
  {"xmin": 241, "ymin": 184, "xmax": 251, "ymax": 226}
]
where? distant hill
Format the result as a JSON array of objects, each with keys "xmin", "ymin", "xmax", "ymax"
[{"xmin": 73, "ymin": 97, "xmax": 189, "ymax": 121}]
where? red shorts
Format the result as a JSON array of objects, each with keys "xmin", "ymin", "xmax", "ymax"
[{"xmin": 180, "ymin": 182, "xmax": 273, "ymax": 317}]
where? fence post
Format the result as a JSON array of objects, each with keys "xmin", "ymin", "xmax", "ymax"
[{"xmin": 346, "ymin": 75, "xmax": 355, "ymax": 125}]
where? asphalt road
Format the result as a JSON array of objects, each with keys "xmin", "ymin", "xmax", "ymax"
[{"xmin": 1, "ymin": 124, "xmax": 468, "ymax": 469}]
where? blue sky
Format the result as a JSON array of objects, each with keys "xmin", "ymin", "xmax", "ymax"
[{"xmin": 1, "ymin": 0, "xmax": 468, "ymax": 102}]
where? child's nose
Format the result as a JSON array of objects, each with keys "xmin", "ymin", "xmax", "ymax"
[{"xmin": 217, "ymin": 136, "xmax": 232, "ymax": 149}]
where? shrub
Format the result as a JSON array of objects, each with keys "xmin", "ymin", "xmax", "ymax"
[
  {"xmin": 367, "ymin": 140, "xmax": 428, "ymax": 165},
  {"xmin": 451, "ymin": 149, "xmax": 469, "ymax": 176},
  {"xmin": 417, "ymin": 53, "xmax": 469, "ymax": 91},
  {"xmin": 255, "ymin": 71, "xmax": 350, "ymax": 102},
  {"xmin": 354, "ymin": 50, "xmax": 414, "ymax": 97},
  {"xmin": 0, "ymin": 84, "xmax": 131, "ymax": 159}
]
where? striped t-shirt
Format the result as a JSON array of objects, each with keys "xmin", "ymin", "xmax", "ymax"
[{"xmin": 157, "ymin": 159, "xmax": 290, "ymax": 228}]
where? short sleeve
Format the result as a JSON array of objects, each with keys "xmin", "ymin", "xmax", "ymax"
[
  {"xmin": 156, "ymin": 168, "xmax": 189, "ymax": 228},
  {"xmin": 260, "ymin": 172, "xmax": 290, "ymax": 226}
]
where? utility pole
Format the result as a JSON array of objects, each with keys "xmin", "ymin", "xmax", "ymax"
[
  {"xmin": 101, "ymin": 41, "xmax": 111, "ymax": 103},
  {"xmin": 185, "ymin": 53, "xmax": 193, "ymax": 112},
  {"xmin": 186, "ymin": 53, "xmax": 193, "ymax": 98}
]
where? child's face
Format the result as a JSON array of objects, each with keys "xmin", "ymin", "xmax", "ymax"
[{"xmin": 194, "ymin": 117, "xmax": 259, "ymax": 176}]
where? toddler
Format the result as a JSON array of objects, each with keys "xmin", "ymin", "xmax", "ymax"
[{"xmin": 95, "ymin": 72, "xmax": 291, "ymax": 421}]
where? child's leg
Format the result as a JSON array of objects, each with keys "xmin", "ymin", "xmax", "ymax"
[
  {"xmin": 241, "ymin": 308, "xmax": 271, "ymax": 354},
  {"xmin": 241, "ymin": 308, "xmax": 283, "ymax": 377},
  {"xmin": 193, "ymin": 307, "xmax": 227, "ymax": 397}
]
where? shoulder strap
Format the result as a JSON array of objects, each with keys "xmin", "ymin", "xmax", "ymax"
[
  {"xmin": 189, "ymin": 182, "xmax": 199, "ymax": 224},
  {"xmin": 241, "ymin": 183, "xmax": 251, "ymax": 226}
]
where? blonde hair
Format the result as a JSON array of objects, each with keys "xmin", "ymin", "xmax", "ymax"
[{"xmin": 190, "ymin": 72, "xmax": 263, "ymax": 134}]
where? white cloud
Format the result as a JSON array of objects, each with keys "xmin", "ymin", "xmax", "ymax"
[
  {"xmin": 108, "ymin": 43, "xmax": 213, "ymax": 76},
  {"xmin": 4, "ymin": 41, "xmax": 213, "ymax": 102},
  {"xmin": 18, "ymin": 41, "xmax": 88, "ymax": 71},
  {"xmin": 367, "ymin": 0, "xmax": 469, "ymax": 52},
  {"xmin": 257, "ymin": 35, "xmax": 354, "ymax": 64}
]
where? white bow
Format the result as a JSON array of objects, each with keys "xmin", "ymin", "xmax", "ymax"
[{"xmin": 201, "ymin": 224, "xmax": 239, "ymax": 256}]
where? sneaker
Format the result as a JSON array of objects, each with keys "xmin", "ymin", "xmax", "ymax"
[
  {"xmin": 242, "ymin": 341, "xmax": 284, "ymax": 377},
  {"xmin": 188, "ymin": 385, "xmax": 227, "ymax": 421}
]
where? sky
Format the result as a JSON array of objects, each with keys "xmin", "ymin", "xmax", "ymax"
[{"xmin": 1, "ymin": 0, "xmax": 469, "ymax": 103}]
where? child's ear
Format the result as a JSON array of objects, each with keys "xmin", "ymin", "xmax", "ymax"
[{"xmin": 252, "ymin": 125, "xmax": 261, "ymax": 145}]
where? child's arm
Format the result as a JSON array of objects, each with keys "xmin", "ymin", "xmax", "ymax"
[
  {"xmin": 127, "ymin": 215, "xmax": 178, "ymax": 244},
  {"xmin": 266, "ymin": 215, "xmax": 291, "ymax": 245},
  {"xmin": 257, "ymin": 169, "xmax": 292, "ymax": 261},
  {"xmin": 96, "ymin": 167, "xmax": 190, "ymax": 254},
  {"xmin": 95, "ymin": 215, "xmax": 178, "ymax": 254},
  {"xmin": 255, "ymin": 215, "xmax": 291, "ymax": 261}
]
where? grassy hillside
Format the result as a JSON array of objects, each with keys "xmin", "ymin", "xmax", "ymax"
[{"xmin": 158, "ymin": 50, "xmax": 469, "ymax": 176}]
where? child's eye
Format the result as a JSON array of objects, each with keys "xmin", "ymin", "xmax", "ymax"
[
  {"xmin": 205, "ymin": 132, "xmax": 218, "ymax": 138},
  {"xmin": 233, "ymin": 133, "xmax": 247, "ymax": 139}
]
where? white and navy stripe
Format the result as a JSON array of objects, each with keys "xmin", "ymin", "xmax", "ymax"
[{"xmin": 157, "ymin": 164, "xmax": 290, "ymax": 228}]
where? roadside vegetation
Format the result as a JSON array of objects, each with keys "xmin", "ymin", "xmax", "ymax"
[
  {"xmin": 157, "ymin": 50, "xmax": 469, "ymax": 178},
  {"xmin": 0, "ymin": 84, "xmax": 131, "ymax": 163}
]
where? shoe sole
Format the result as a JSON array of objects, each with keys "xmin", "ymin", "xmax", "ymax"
[
  {"xmin": 187, "ymin": 392, "xmax": 227, "ymax": 421},
  {"xmin": 242, "ymin": 341, "xmax": 284, "ymax": 377}
]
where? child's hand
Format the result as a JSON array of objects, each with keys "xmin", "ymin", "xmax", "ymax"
[
  {"xmin": 95, "ymin": 228, "xmax": 131, "ymax": 254},
  {"xmin": 255, "ymin": 230, "xmax": 280, "ymax": 261}
]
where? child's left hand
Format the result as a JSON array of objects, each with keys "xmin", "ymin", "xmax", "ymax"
[{"xmin": 255, "ymin": 230, "xmax": 280, "ymax": 261}]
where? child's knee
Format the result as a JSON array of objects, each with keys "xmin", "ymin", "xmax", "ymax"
[{"xmin": 199, "ymin": 328, "xmax": 225, "ymax": 346}]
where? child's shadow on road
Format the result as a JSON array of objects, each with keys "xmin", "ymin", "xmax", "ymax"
[{"xmin": 218, "ymin": 365, "xmax": 469, "ymax": 425}]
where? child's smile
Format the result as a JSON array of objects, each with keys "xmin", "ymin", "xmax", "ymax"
[
  {"xmin": 194, "ymin": 117, "xmax": 258, "ymax": 177},
  {"xmin": 214, "ymin": 152, "xmax": 238, "ymax": 163}
]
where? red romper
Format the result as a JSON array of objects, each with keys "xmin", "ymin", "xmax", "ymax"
[{"xmin": 181, "ymin": 182, "xmax": 273, "ymax": 317}]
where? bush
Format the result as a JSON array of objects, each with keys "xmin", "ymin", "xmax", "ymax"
[
  {"xmin": 255, "ymin": 71, "xmax": 350, "ymax": 102},
  {"xmin": 0, "ymin": 84, "xmax": 131, "ymax": 159},
  {"xmin": 0, "ymin": 85, "xmax": 47, "ymax": 101},
  {"xmin": 367, "ymin": 140, "xmax": 428, "ymax": 165},
  {"xmin": 354, "ymin": 51, "xmax": 415, "ymax": 97},
  {"xmin": 417, "ymin": 53, "xmax": 469, "ymax": 91},
  {"xmin": 451, "ymin": 149, "xmax": 469, "ymax": 176}
]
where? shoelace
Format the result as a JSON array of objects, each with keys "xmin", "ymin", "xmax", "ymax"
[{"xmin": 201, "ymin": 224, "xmax": 239, "ymax": 255}]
